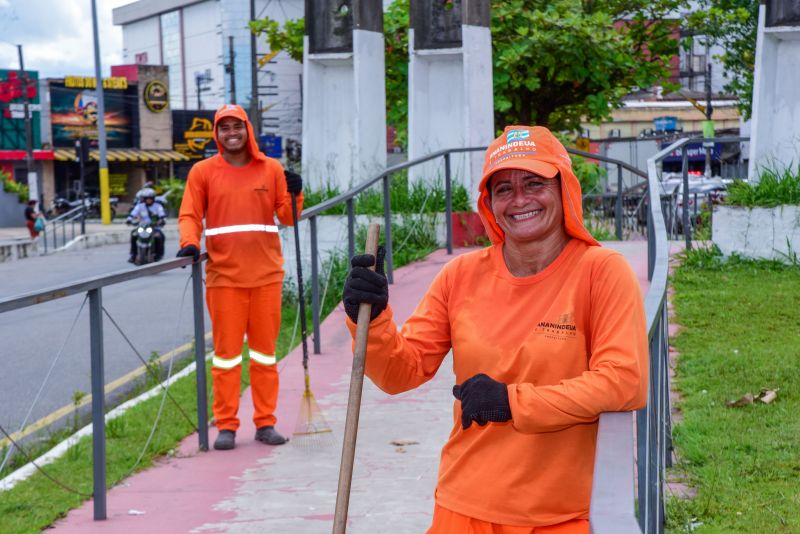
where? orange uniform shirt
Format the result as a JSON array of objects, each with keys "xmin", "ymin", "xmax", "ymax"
[
  {"xmin": 178, "ymin": 154, "xmax": 303, "ymax": 288},
  {"xmin": 348, "ymin": 239, "xmax": 647, "ymax": 526}
]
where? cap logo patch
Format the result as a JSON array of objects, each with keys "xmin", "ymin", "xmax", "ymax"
[{"xmin": 506, "ymin": 129, "xmax": 530, "ymax": 142}]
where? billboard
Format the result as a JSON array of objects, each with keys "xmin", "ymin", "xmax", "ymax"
[
  {"xmin": 0, "ymin": 69, "xmax": 41, "ymax": 150},
  {"xmin": 173, "ymin": 110, "xmax": 217, "ymax": 160},
  {"xmin": 49, "ymin": 77, "xmax": 138, "ymax": 148}
]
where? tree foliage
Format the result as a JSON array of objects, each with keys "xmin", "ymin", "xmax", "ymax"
[
  {"xmin": 492, "ymin": 0, "xmax": 685, "ymax": 130},
  {"xmin": 251, "ymin": 0, "xmax": 685, "ymax": 143},
  {"xmin": 686, "ymin": 0, "xmax": 758, "ymax": 120}
]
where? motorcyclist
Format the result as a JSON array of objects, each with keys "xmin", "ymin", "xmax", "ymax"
[{"xmin": 126, "ymin": 187, "xmax": 166, "ymax": 263}]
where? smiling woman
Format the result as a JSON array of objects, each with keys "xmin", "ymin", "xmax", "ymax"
[{"xmin": 341, "ymin": 125, "xmax": 649, "ymax": 533}]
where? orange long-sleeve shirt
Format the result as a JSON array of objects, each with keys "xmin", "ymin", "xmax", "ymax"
[
  {"xmin": 347, "ymin": 239, "xmax": 647, "ymax": 526},
  {"xmin": 178, "ymin": 154, "xmax": 303, "ymax": 288}
]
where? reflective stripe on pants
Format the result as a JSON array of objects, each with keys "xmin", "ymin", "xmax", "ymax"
[{"xmin": 207, "ymin": 283, "xmax": 282, "ymax": 431}]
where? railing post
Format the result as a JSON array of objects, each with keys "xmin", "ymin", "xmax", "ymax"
[
  {"xmin": 615, "ymin": 164, "xmax": 623, "ymax": 240},
  {"xmin": 647, "ymin": 204, "xmax": 655, "ymax": 281},
  {"xmin": 88, "ymin": 288, "xmax": 107, "ymax": 520},
  {"xmin": 445, "ymin": 153, "xmax": 453, "ymax": 254},
  {"xmin": 681, "ymin": 146, "xmax": 691, "ymax": 250},
  {"xmin": 382, "ymin": 175, "xmax": 394, "ymax": 284},
  {"xmin": 347, "ymin": 198, "xmax": 355, "ymax": 262},
  {"xmin": 310, "ymin": 216, "xmax": 321, "ymax": 354},
  {"xmin": 42, "ymin": 225, "xmax": 48, "ymax": 254},
  {"xmin": 191, "ymin": 262, "xmax": 208, "ymax": 451}
]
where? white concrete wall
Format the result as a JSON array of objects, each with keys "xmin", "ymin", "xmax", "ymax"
[
  {"xmin": 462, "ymin": 24, "xmax": 494, "ymax": 200},
  {"xmin": 407, "ymin": 26, "xmax": 494, "ymax": 205},
  {"xmin": 713, "ymin": 205, "xmax": 800, "ymax": 261},
  {"xmin": 302, "ymin": 29, "xmax": 386, "ymax": 192},
  {"xmin": 183, "ymin": 1, "xmax": 224, "ymax": 111},
  {"xmin": 748, "ymin": 4, "xmax": 800, "ymax": 179},
  {"xmin": 121, "ymin": 17, "xmax": 161, "ymax": 65},
  {"xmin": 353, "ymin": 30, "xmax": 388, "ymax": 184}
]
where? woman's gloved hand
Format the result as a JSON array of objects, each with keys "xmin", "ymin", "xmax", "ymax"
[
  {"xmin": 285, "ymin": 170, "xmax": 303, "ymax": 194},
  {"xmin": 342, "ymin": 246, "xmax": 387, "ymax": 323},
  {"xmin": 453, "ymin": 373, "xmax": 512, "ymax": 429}
]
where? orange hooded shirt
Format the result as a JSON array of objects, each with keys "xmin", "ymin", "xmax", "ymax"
[
  {"xmin": 347, "ymin": 126, "xmax": 647, "ymax": 526},
  {"xmin": 178, "ymin": 104, "xmax": 303, "ymax": 288}
]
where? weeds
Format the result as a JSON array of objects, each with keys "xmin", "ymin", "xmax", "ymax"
[{"xmin": 725, "ymin": 165, "xmax": 800, "ymax": 207}]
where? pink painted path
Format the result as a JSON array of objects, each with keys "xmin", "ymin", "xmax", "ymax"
[{"xmin": 50, "ymin": 241, "xmax": 650, "ymax": 533}]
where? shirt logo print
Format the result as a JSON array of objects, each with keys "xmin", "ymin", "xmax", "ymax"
[{"xmin": 535, "ymin": 311, "xmax": 577, "ymax": 340}]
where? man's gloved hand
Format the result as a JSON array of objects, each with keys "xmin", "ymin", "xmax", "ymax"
[
  {"xmin": 452, "ymin": 373, "xmax": 512, "ymax": 430},
  {"xmin": 125, "ymin": 219, "xmax": 135, "ymax": 226},
  {"xmin": 342, "ymin": 246, "xmax": 387, "ymax": 323},
  {"xmin": 285, "ymin": 170, "xmax": 303, "ymax": 194},
  {"xmin": 176, "ymin": 244, "xmax": 200, "ymax": 262}
]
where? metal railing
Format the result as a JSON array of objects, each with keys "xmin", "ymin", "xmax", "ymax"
[
  {"xmin": 0, "ymin": 255, "xmax": 209, "ymax": 520},
  {"xmin": 299, "ymin": 146, "xmax": 646, "ymax": 353},
  {"xmin": 41, "ymin": 206, "xmax": 85, "ymax": 253},
  {"xmin": 298, "ymin": 145, "xmax": 665, "ymax": 532}
]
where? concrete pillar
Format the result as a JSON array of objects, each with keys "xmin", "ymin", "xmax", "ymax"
[
  {"xmin": 748, "ymin": 1, "xmax": 800, "ymax": 181},
  {"xmin": 302, "ymin": 0, "xmax": 387, "ymax": 191},
  {"xmin": 408, "ymin": 0, "xmax": 493, "ymax": 203}
]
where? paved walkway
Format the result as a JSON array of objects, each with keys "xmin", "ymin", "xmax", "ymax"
[{"xmin": 50, "ymin": 241, "xmax": 650, "ymax": 533}]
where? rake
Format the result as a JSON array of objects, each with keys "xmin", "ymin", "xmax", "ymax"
[{"xmin": 290, "ymin": 191, "xmax": 334, "ymax": 449}]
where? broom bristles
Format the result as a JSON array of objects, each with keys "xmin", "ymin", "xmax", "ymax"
[{"xmin": 292, "ymin": 388, "xmax": 334, "ymax": 450}]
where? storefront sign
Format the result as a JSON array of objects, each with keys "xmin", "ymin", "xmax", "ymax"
[
  {"xmin": 173, "ymin": 110, "xmax": 217, "ymax": 160},
  {"xmin": 143, "ymin": 80, "xmax": 169, "ymax": 113},
  {"xmin": 0, "ymin": 69, "xmax": 41, "ymax": 150},
  {"xmin": 64, "ymin": 76, "xmax": 129, "ymax": 90},
  {"xmin": 50, "ymin": 80, "xmax": 138, "ymax": 148}
]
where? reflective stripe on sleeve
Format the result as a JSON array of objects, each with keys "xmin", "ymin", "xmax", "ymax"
[
  {"xmin": 212, "ymin": 355, "xmax": 243, "ymax": 369},
  {"xmin": 205, "ymin": 224, "xmax": 279, "ymax": 236},
  {"xmin": 249, "ymin": 350, "xmax": 277, "ymax": 366}
]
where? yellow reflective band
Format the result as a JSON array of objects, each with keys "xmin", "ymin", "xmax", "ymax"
[
  {"xmin": 212, "ymin": 355, "xmax": 243, "ymax": 369},
  {"xmin": 205, "ymin": 224, "xmax": 279, "ymax": 236},
  {"xmin": 249, "ymin": 350, "xmax": 277, "ymax": 366}
]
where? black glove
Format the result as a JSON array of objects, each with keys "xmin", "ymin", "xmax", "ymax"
[
  {"xmin": 342, "ymin": 246, "xmax": 387, "ymax": 323},
  {"xmin": 285, "ymin": 170, "xmax": 303, "ymax": 194},
  {"xmin": 452, "ymin": 373, "xmax": 512, "ymax": 430},
  {"xmin": 176, "ymin": 244, "xmax": 200, "ymax": 262}
]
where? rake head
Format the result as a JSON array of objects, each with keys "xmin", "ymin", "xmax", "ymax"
[{"xmin": 292, "ymin": 388, "xmax": 335, "ymax": 450}]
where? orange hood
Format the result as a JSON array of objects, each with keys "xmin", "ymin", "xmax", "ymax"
[
  {"xmin": 213, "ymin": 104, "xmax": 267, "ymax": 162},
  {"xmin": 477, "ymin": 125, "xmax": 599, "ymax": 247}
]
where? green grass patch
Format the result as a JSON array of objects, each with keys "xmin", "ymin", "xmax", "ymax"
[{"xmin": 666, "ymin": 248, "xmax": 800, "ymax": 533}]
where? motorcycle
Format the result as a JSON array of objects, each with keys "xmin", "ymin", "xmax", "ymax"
[
  {"xmin": 48, "ymin": 194, "xmax": 118, "ymax": 220},
  {"xmin": 132, "ymin": 222, "xmax": 159, "ymax": 265}
]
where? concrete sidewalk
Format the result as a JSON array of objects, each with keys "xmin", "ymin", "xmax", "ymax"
[{"xmin": 50, "ymin": 242, "xmax": 650, "ymax": 534}]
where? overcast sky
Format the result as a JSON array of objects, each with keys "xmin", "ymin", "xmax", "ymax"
[{"xmin": 0, "ymin": 0, "xmax": 131, "ymax": 79}]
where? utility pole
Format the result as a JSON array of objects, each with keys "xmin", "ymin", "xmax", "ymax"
[
  {"xmin": 16, "ymin": 45, "xmax": 38, "ymax": 205},
  {"xmin": 249, "ymin": 0, "xmax": 260, "ymax": 135},
  {"xmin": 227, "ymin": 36, "xmax": 236, "ymax": 104},
  {"xmin": 196, "ymin": 73, "xmax": 202, "ymax": 110},
  {"xmin": 91, "ymin": 0, "xmax": 111, "ymax": 225},
  {"xmin": 703, "ymin": 61, "xmax": 714, "ymax": 178}
]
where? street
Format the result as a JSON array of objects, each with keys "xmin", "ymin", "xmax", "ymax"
[{"xmin": 0, "ymin": 239, "xmax": 209, "ymax": 440}]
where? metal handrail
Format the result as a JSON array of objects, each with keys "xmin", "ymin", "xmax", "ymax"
[
  {"xmin": 41, "ymin": 206, "xmax": 85, "ymax": 254},
  {"xmin": 0, "ymin": 254, "xmax": 210, "ymax": 520}
]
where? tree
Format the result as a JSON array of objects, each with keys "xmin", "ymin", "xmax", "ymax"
[
  {"xmin": 492, "ymin": 0, "xmax": 686, "ymax": 131},
  {"xmin": 686, "ymin": 0, "xmax": 758, "ymax": 120},
  {"xmin": 251, "ymin": 0, "xmax": 686, "ymax": 143}
]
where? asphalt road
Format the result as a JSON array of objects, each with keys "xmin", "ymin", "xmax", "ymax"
[{"xmin": 0, "ymin": 239, "xmax": 210, "ymax": 441}]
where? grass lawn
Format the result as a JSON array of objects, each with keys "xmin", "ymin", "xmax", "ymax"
[{"xmin": 667, "ymin": 252, "xmax": 800, "ymax": 533}]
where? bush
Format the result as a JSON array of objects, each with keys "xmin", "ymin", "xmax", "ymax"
[
  {"xmin": 725, "ymin": 165, "xmax": 800, "ymax": 207},
  {"xmin": 2, "ymin": 170, "xmax": 29, "ymax": 203}
]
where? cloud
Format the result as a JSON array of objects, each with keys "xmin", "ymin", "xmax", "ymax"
[{"xmin": 0, "ymin": 0, "xmax": 130, "ymax": 78}]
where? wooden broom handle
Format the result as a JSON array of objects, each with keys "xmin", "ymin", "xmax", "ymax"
[{"xmin": 333, "ymin": 223, "xmax": 381, "ymax": 534}]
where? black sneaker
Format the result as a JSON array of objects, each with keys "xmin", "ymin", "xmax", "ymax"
[
  {"xmin": 127, "ymin": 256, "xmax": 135, "ymax": 264},
  {"xmin": 255, "ymin": 426, "xmax": 288, "ymax": 445},
  {"xmin": 214, "ymin": 429, "xmax": 236, "ymax": 450}
]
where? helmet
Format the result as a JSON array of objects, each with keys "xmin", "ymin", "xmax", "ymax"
[{"xmin": 140, "ymin": 188, "xmax": 156, "ymax": 200}]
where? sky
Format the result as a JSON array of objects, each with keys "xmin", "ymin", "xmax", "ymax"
[{"xmin": 0, "ymin": 0, "xmax": 132, "ymax": 79}]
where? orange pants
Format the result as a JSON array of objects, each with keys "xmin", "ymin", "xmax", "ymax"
[
  {"xmin": 207, "ymin": 283, "xmax": 282, "ymax": 431},
  {"xmin": 428, "ymin": 505, "xmax": 589, "ymax": 534}
]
